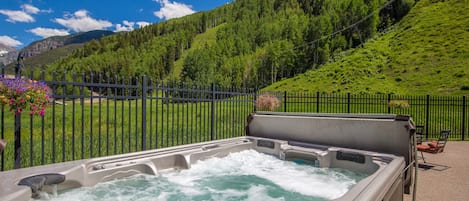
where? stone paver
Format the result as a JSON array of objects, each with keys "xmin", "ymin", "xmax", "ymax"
[{"xmin": 405, "ymin": 141, "xmax": 469, "ymax": 201}]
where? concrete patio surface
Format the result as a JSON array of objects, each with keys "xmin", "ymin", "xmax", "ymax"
[{"xmin": 405, "ymin": 141, "xmax": 469, "ymax": 201}]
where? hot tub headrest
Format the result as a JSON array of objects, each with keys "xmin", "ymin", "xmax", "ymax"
[
  {"xmin": 246, "ymin": 112, "xmax": 416, "ymax": 193},
  {"xmin": 246, "ymin": 112, "xmax": 415, "ymax": 165}
]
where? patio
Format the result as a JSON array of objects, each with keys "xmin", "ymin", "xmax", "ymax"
[{"xmin": 405, "ymin": 141, "xmax": 469, "ymax": 201}]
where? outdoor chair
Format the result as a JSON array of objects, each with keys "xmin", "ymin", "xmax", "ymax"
[{"xmin": 417, "ymin": 130, "xmax": 450, "ymax": 163}]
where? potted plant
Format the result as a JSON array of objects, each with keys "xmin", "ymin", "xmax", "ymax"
[
  {"xmin": 256, "ymin": 93, "xmax": 280, "ymax": 111},
  {"xmin": 0, "ymin": 77, "xmax": 51, "ymax": 162},
  {"xmin": 0, "ymin": 77, "xmax": 51, "ymax": 116}
]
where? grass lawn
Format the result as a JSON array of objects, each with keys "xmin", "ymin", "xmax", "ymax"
[{"xmin": 1, "ymin": 97, "xmax": 254, "ymax": 170}]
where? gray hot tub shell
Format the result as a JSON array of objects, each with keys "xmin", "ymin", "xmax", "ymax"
[{"xmin": 0, "ymin": 113, "xmax": 416, "ymax": 201}]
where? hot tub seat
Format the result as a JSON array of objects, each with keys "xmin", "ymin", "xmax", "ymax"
[
  {"xmin": 0, "ymin": 136, "xmax": 405, "ymax": 201},
  {"xmin": 0, "ymin": 113, "xmax": 414, "ymax": 201}
]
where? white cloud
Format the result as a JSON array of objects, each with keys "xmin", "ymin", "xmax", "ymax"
[
  {"xmin": 123, "ymin": 20, "xmax": 135, "ymax": 27},
  {"xmin": 115, "ymin": 20, "xmax": 151, "ymax": 32},
  {"xmin": 74, "ymin": 10, "xmax": 88, "ymax": 18},
  {"xmin": 0, "ymin": 4, "xmax": 52, "ymax": 23},
  {"xmin": 28, "ymin": 27, "xmax": 70, "ymax": 38},
  {"xmin": 0, "ymin": 36, "xmax": 23, "ymax": 47},
  {"xmin": 137, "ymin": 21, "xmax": 150, "ymax": 28},
  {"xmin": 115, "ymin": 20, "xmax": 135, "ymax": 32},
  {"xmin": 115, "ymin": 24, "xmax": 130, "ymax": 32},
  {"xmin": 54, "ymin": 9, "xmax": 112, "ymax": 32},
  {"xmin": 41, "ymin": 8, "xmax": 53, "ymax": 14},
  {"xmin": 153, "ymin": 0, "xmax": 196, "ymax": 20},
  {"xmin": 0, "ymin": 9, "xmax": 34, "ymax": 23},
  {"xmin": 0, "ymin": 4, "xmax": 50, "ymax": 23},
  {"xmin": 21, "ymin": 4, "xmax": 40, "ymax": 14}
]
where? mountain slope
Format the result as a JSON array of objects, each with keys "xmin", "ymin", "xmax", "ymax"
[
  {"xmin": 46, "ymin": 0, "xmax": 412, "ymax": 89},
  {"xmin": 170, "ymin": 23, "xmax": 226, "ymax": 80},
  {"xmin": 0, "ymin": 43, "xmax": 18, "ymax": 66},
  {"xmin": 20, "ymin": 30, "xmax": 114, "ymax": 58},
  {"xmin": 16, "ymin": 43, "xmax": 84, "ymax": 69},
  {"xmin": 265, "ymin": 0, "xmax": 469, "ymax": 95},
  {"xmin": 4, "ymin": 30, "xmax": 115, "ymax": 69}
]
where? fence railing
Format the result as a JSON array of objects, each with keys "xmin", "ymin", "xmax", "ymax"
[
  {"xmin": 257, "ymin": 91, "xmax": 468, "ymax": 141},
  {"xmin": 1, "ymin": 68, "xmax": 255, "ymax": 171},
  {"xmin": 0, "ymin": 66, "xmax": 467, "ymax": 171}
]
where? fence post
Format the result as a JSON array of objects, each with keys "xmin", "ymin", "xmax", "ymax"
[
  {"xmin": 14, "ymin": 114, "xmax": 21, "ymax": 169},
  {"xmin": 387, "ymin": 94, "xmax": 391, "ymax": 114},
  {"xmin": 283, "ymin": 91, "xmax": 287, "ymax": 112},
  {"xmin": 347, "ymin": 93, "xmax": 351, "ymax": 113},
  {"xmin": 425, "ymin": 95, "xmax": 430, "ymax": 140},
  {"xmin": 14, "ymin": 62, "xmax": 22, "ymax": 169},
  {"xmin": 141, "ymin": 75, "xmax": 147, "ymax": 150},
  {"xmin": 253, "ymin": 89, "xmax": 257, "ymax": 112},
  {"xmin": 316, "ymin": 91, "xmax": 320, "ymax": 113},
  {"xmin": 1, "ymin": 65, "xmax": 4, "ymax": 171},
  {"xmin": 462, "ymin": 96, "xmax": 466, "ymax": 141},
  {"xmin": 211, "ymin": 83, "xmax": 215, "ymax": 141}
]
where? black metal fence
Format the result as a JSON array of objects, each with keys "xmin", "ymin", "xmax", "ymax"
[
  {"xmin": 258, "ymin": 91, "xmax": 468, "ymax": 141},
  {"xmin": 0, "ymin": 65, "xmax": 467, "ymax": 171},
  {"xmin": 1, "ymin": 67, "xmax": 255, "ymax": 171}
]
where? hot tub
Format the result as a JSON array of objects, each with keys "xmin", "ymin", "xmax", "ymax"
[{"xmin": 0, "ymin": 113, "xmax": 416, "ymax": 201}]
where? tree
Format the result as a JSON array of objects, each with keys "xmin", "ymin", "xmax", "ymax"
[
  {"xmin": 46, "ymin": 0, "xmax": 414, "ymax": 88},
  {"xmin": 181, "ymin": 49, "xmax": 216, "ymax": 83}
]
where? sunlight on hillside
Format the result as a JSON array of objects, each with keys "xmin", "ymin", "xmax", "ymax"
[
  {"xmin": 265, "ymin": 0, "xmax": 469, "ymax": 95},
  {"xmin": 170, "ymin": 24, "xmax": 226, "ymax": 81}
]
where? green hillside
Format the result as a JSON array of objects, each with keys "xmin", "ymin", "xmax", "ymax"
[
  {"xmin": 46, "ymin": 0, "xmax": 412, "ymax": 89},
  {"xmin": 170, "ymin": 24, "xmax": 225, "ymax": 81},
  {"xmin": 265, "ymin": 0, "xmax": 469, "ymax": 95}
]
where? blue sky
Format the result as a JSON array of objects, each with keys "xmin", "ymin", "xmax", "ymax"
[{"xmin": 0, "ymin": 0, "xmax": 232, "ymax": 49}]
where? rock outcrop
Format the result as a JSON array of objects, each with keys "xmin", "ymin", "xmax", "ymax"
[
  {"xmin": 19, "ymin": 30, "xmax": 114, "ymax": 59},
  {"xmin": 0, "ymin": 43, "xmax": 18, "ymax": 66}
]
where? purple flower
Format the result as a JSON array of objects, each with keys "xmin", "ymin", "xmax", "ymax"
[{"xmin": 0, "ymin": 77, "xmax": 51, "ymax": 116}]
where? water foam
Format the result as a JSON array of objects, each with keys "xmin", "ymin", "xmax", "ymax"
[{"xmin": 34, "ymin": 150, "xmax": 367, "ymax": 201}]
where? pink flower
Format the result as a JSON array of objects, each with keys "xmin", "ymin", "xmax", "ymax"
[{"xmin": 1, "ymin": 78, "xmax": 51, "ymax": 116}]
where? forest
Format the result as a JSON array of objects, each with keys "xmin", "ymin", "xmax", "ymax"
[{"xmin": 46, "ymin": 0, "xmax": 414, "ymax": 89}]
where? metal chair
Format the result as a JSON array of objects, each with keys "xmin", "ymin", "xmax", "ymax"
[{"xmin": 417, "ymin": 130, "xmax": 450, "ymax": 163}]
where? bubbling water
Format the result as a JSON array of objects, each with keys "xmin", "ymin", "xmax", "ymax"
[{"xmin": 34, "ymin": 150, "xmax": 368, "ymax": 201}]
